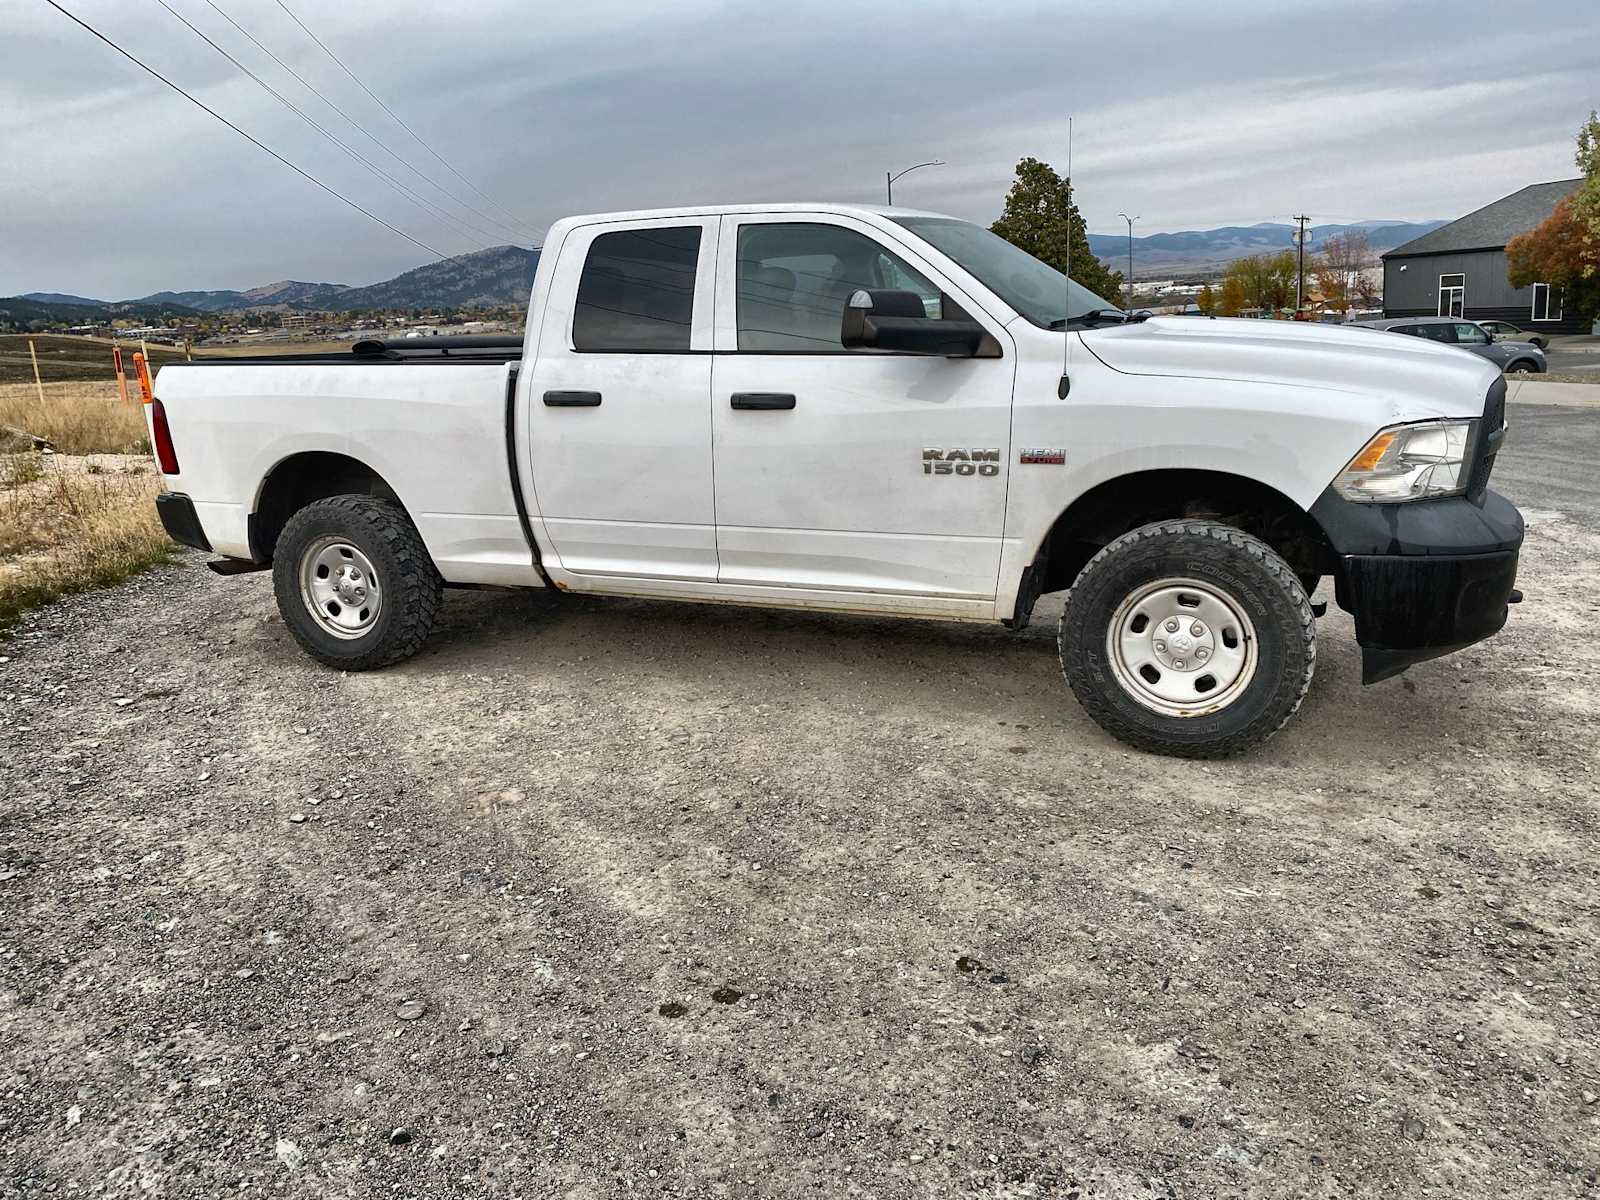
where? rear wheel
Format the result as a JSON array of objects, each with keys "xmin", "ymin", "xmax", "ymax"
[
  {"xmin": 272, "ymin": 495, "xmax": 442, "ymax": 670},
  {"xmin": 1059, "ymin": 521, "xmax": 1315, "ymax": 758}
]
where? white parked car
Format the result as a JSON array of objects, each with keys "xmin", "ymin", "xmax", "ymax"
[{"xmin": 147, "ymin": 204, "xmax": 1522, "ymax": 758}]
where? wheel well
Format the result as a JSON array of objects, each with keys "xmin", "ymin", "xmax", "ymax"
[
  {"xmin": 252, "ymin": 452, "xmax": 401, "ymax": 562},
  {"xmin": 1022, "ymin": 469, "xmax": 1335, "ymax": 612}
]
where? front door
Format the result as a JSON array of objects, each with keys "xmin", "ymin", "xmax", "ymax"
[
  {"xmin": 710, "ymin": 214, "xmax": 1014, "ymax": 599},
  {"xmin": 1438, "ymin": 273, "xmax": 1465, "ymax": 318},
  {"xmin": 526, "ymin": 217, "xmax": 719, "ymax": 580}
]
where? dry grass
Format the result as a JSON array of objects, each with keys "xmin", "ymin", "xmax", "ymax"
[
  {"xmin": 0, "ymin": 453, "xmax": 173, "ymax": 630},
  {"xmin": 0, "ymin": 381, "xmax": 151, "ymax": 455}
]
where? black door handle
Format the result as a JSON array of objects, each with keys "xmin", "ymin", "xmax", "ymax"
[
  {"xmin": 730, "ymin": 392, "xmax": 796, "ymax": 410},
  {"xmin": 544, "ymin": 390, "xmax": 602, "ymax": 407}
]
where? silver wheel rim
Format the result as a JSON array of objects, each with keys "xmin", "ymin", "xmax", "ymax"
[
  {"xmin": 299, "ymin": 537, "xmax": 382, "ymax": 639},
  {"xmin": 1106, "ymin": 577, "xmax": 1258, "ymax": 716}
]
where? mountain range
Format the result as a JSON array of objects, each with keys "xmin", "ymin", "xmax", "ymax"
[
  {"xmin": 1085, "ymin": 219, "xmax": 1447, "ymax": 277},
  {"xmin": 4, "ymin": 245, "xmax": 541, "ymax": 324}
]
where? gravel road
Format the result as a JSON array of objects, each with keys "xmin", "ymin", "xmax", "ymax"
[{"xmin": 2, "ymin": 403, "xmax": 1598, "ymax": 1197}]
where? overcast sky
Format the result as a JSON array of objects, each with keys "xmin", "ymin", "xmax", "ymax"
[{"xmin": 4, "ymin": 0, "xmax": 1597, "ymax": 298}]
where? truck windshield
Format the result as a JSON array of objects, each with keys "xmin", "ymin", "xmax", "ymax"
[{"xmin": 888, "ymin": 216, "xmax": 1120, "ymax": 329}]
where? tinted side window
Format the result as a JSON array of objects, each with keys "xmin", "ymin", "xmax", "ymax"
[
  {"xmin": 1454, "ymin": 323, "xmax": 1488, "ymax": 344},
  {"xmin": 736, "ymin": 223, "xmax": 942, "ymax": 352},
  {"xmin": 1406, "ymin": 323, "xmax": 1452, "ymax": 342},
  {"xmin": 573, "ymin": 226, "xmax": 700, "ymax": 352}
]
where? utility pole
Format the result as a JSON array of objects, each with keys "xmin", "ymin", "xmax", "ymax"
[
  {"xmin": 1293, "ymin": 214, "xmax": 1310, "ymax": 314},
  {"xmin": 1117, "ymin": 212, "xmax": 1139, "ymax": 312}
]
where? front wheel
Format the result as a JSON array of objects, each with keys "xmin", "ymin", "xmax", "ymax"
[
  {"xmin": 272, "ymin": 495, "xmax": 442, "ymax": 670},
  {"xmin": 1505, "ymin": 360, "xmax": 1538, "ymax": 375},
  {"xmin": 1059, "ymin": 521, "xmax": 1315, "ymax": 758}
]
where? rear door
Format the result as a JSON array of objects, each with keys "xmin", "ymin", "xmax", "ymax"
[
  {"xmin": 709, "ymin": 213, "xmax": 1014, "ymax": 599},
  {"xmin": 526, "ymin": 217, "xmax": 719, "ymax": 580}
]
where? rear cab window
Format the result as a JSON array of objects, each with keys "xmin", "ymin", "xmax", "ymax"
[{"xmin": 573, "ymin": 226, "xmax": 702, "ymax": 352}]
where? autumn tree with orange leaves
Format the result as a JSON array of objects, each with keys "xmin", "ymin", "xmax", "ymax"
[{"xmin": 1505, "ymin": 112, "xmax": 1600, "ymax": 324}]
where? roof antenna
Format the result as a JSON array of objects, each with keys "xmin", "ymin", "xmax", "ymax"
[{"xmin": 1058, "ymin": 116, "xmax": 1073, "ymax": 400}]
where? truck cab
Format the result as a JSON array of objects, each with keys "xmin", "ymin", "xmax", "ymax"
[{"xmin": 149, "ymin": 203, "xmax": 1523, "ymax": 758}]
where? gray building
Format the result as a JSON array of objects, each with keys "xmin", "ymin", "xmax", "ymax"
[{"xmin": 1381, "ymin": 178, "xmax": 1586, "ymax": 334}]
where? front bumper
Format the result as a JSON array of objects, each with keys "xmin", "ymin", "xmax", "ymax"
[
  {"xmin": 1310, "ymin": 488, "xmax": 1523, "ymax": 683},
  {"xmin": 155, "ymin": 491, "xmax": 212, "ymax": 553}
]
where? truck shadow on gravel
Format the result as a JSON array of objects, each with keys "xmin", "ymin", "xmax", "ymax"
[{"xmin": 364, "ymin": 579, "xmax": 1524, "ymax": 768}]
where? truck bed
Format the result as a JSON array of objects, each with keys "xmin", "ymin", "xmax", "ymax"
[{"xmin": 154, "ymin": 343, "xmax": 540, "ymax": 589}]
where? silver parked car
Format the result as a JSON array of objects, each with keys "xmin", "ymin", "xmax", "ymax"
[
  {"xmin": 1349, "ymin": 317, "xmax": 1546, "ymax": 374},
  {"xmin": 1476, "ymin": 319, "xmax": 1548, "ymax": 351}
]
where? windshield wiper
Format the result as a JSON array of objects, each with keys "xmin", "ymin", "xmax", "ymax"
[{"xmin": 1051, "ymin": 309, "xmax": 1130, "ymax": 329}]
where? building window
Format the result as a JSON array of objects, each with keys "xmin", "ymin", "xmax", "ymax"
[
  {"xmin": 1531, "ymin": 282, "xmax": 1562, "ymax": 322},
  {"xmin": 1437, "ymin": 273, "xmax": 1465, "ymax": 318}
]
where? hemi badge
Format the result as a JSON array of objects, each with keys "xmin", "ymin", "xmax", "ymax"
[{"xmin": 1020, "ymin": 448, "xmax": 1066, "ymax": 465}]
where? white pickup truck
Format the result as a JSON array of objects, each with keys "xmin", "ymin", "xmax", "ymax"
[{"xmin": 148, "ymin": 203, "xmax": 1523, "ymax": 757}]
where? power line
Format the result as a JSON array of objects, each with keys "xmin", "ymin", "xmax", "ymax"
[
  {"xmin": 197, "ymin": 0, "xmax": 531, "ymax": 246},
  {"xmin": 272, "ymin": 0, "xmax": 542, "ymax": 242},
  {"xmin": 41, "ymin": 0, "xmax": 455, "ymax": 262},
  {"xmin": 152, "ymin": 0, "xmax": 507, "ymax": 251}
]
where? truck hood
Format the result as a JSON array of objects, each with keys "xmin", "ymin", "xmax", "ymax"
[{"xmin": 1080, "ymin": 316, "xmax": 1500, "ymax": 422}]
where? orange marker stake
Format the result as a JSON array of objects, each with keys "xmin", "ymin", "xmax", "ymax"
[{"xmin": 133, "ymin": 352, "xmax": 154, "ymax": 405}]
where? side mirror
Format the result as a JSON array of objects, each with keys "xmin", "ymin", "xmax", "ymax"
[
  {"xmin": 840, "ymin": 289, "xmax": 995, "ymax": 357},
  {"xmin": 1484, "ymin": 328, "xmax": 1497, "ymax": 342}
]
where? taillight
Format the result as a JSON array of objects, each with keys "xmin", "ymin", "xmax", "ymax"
[{"xmin": 151, "ymin": 398, "xmax": 181, "ymax": 475}]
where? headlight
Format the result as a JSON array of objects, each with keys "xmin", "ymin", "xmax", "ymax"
[{"xmin": 1332, "ymin": 418, "xmax": 1477, "ymax": 502}]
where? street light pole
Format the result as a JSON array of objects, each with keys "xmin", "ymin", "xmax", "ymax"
[
  {"xmin": 886, "ymin": 159, "xmax": 945, "ymax": 205},
  {"xmin": 1118, "ymin": 212, "xmax": 1139, "ymax": 312}
]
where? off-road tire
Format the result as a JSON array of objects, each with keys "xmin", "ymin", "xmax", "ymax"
[
  {"xmin": 1059, "ymin": 520, "xmax": 1315, "ymax": 758},
  {"xmin": 272, "ymin": 495, "xmax": 442, "ymax": 670}
]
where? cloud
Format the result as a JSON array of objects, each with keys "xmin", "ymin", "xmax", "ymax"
[{"xmin": 3, "ymin": 0, "xmax": 1596, "ymax": 296}]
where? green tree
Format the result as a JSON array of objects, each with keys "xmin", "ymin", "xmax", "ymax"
[
  {"xmin": 1573, "ymin": 110, "xmax": 1600, "ymax": 274},
  {"xmin": 1217, "ymin": 275, "xmax": 1246, "ymax": 316},
  {"xmin": 990, "ymin": 157, "xmax": 1124, "ymax": 303},
  {"xmin": 1223, "ymin": 251, "xmax": 1297, "ymax": 313}
]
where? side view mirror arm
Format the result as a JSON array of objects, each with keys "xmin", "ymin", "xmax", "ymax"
[{"xmin": 840, "ymin": 289, "xmax": 1000, "ymax": 358}]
